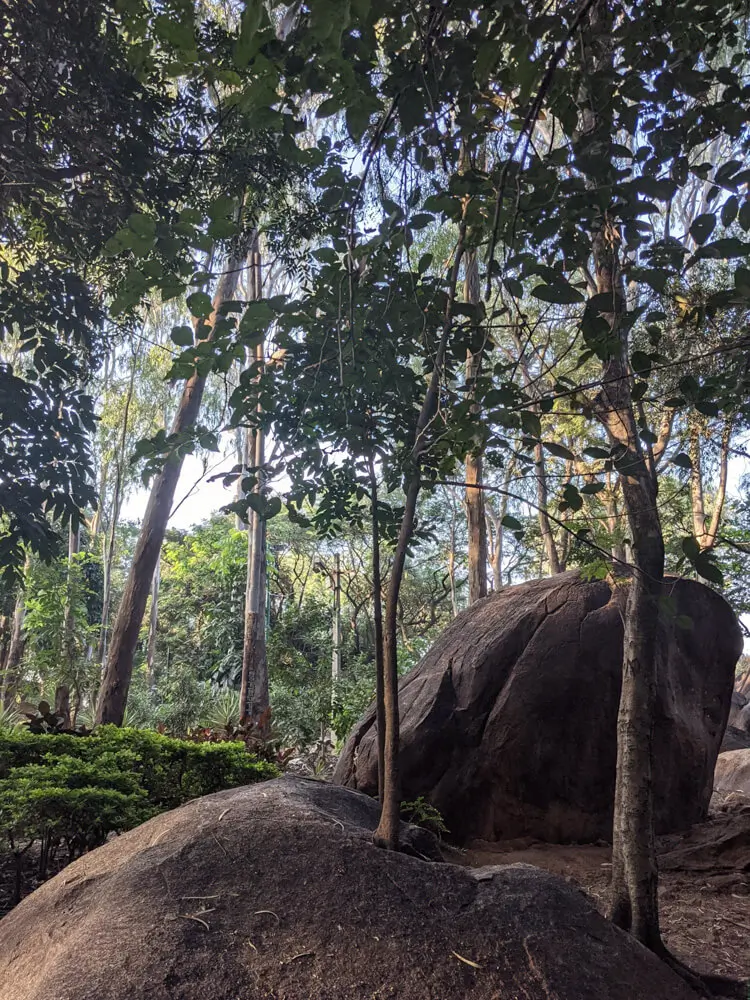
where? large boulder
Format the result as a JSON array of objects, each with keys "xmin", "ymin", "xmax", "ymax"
[
  {"xmin": 334, "ymin": 572, "xmax": 741, "ymax": 843},
  {"xmin": 729, "ymin": 691, "xmax": 749, "ymax": 730},
  {"xmin": 0, "ymin": 776, "xmax": 702, "ymax": 1000},
  {"xmin": 721, "ymin": 725, "xmax": 750, "ymax": 753},
  {"xmin": 714, "ymin": 748, "xmax": 750, "ymax": 801}
]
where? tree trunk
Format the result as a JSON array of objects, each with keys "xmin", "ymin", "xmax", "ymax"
[
  {"xmin": 373, "ymin": 474, "xmax": 419, "ymax": 850},
  {"xmin": 62, "ymin": 522, "xmax": 80, "ymax": 683},
  {"xmin": 463, "ymin": 244, "xmax": 487, "ymax": 603},
  {"xmin": 54, "ymin": 684, "xmax": 71, "ymax": 729},
  {"xmin": 97, "ymin": 348, "xmax": 140, "ymax": 669},
  {"xmin": 96, "ymin": 257, "xmax": 241, "ymax": 725},
  {"xmin": 373, "ymin": 229, "xmax": 466, "ymax": 850},
  {"xmin": 447, "ymin": 509, "xmax": 458, "ymax": 617},
  {"xmin": 700, "ymin": 415, "xmax": 732, "ymax": 551},
  {"xmin": 239, "ymin": 428, "xmax": 269, "ymax": 733},
  {"xmin": 368, "ymin": 455, "xmax": 386, "ymax": 801},
  {"xmin": 330, "ymin": 552, "xmax": 342, "ymax": 742},
  {"xmin": 1, "ymin": 580, "xmax": 27, "ymax": 709},
  {"xmin": 592, "ymin": 232, "xmax": 665, "ymax": 950},
  {"xmin": 578, "ymin": 0, "xmax": 666, "ymax": 949},
  {"xmin": 535, "ymin": 441, "xmax": 562, "ymax": 574},
  {"xmin": 0, "ymin": 615, "xmax": 10, "ymax": 687},
  {"xmin": 688, "ymin": 416, "xmax": 707, "ymax": 546},
  {"xmin": 239, "ymin": 241, "xmax": 270, "ymax": 736},
  {"xmin": 146, "ymin": 559, "xmax": 160, "ymax": 693},
  {"xmin": 233, "ymin": 426, "xmax": 246, "ymax": 532}
]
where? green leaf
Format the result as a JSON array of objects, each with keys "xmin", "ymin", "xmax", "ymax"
[
  {"xmin": 207, "ymin": 195, "xmax": 235, "ymax": 220},
  {"xmin": 561, "ymin": 483, "xmax": 583, "ymax": 512},
  {"xmin": 689, "ymin": 213, "xmax": 716, "ymax": 245},
  {"xmin": 580, "ymin": 482, "xmax": 605, "ymax": 494},
  {"xmin": 543, "ymin": 441, "xmax": 576, "ymax": 460},
  {"xmin": 531, "ymin": 282, "xmax": 585, "ymax": 305},
  {"xmin": 170, "ymin": 325, "xmax": 194, "ymax": 347},
  {"xmin": 583, "ymin": 446, "xmax": 610, "ymax": 459},
  {"xmin": 681, "ymin": 536, "xmax": 700, "ymax": 560},
  {"xmin": 127, "ymin": 213, "xmax": 156, "ymax": 238},
  {"xmin": 671, "ymin": 452, "xmax": 693, "ymax": 470},
  {"xmin": 317, "ymin": 97, "xmax": 343, "ymax": 119},
  {"xmin": 696, "ymin": 237, "xmax": 750, "ymax": 259},
  {"xmin": 501, "ymin": 514, "xmax": 524, "ymax": 532},
  {"xmin": 208, "ymin": 218, "xmax": 239, "ymax": 239},
  {"xmin": 721, "ymin": 195, "xmax": 739, "ymax": 228},
  {"xmin": 186, "ymin": 292, "xmax": 214, "ymax": 319},
  {"xmin": 520, "ymin": 411, "xmax": 541, "ymax": 438},
  {"xmin": 630, "ymin": 350, "xmax": 652, "ymax": 374},
  {"xmin": 693, "ymin": 553, "xmax": 723, "ymax": 586}
]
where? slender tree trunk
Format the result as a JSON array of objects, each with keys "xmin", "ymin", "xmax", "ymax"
[
  {"xmin": 373, "ymin": 474, "xmax": 420, "ymax": 850},
  {"xmin": 239, "ymin": 238, "xmax": 269, "ymax": 734},
  {"xmin": 593, "ymin": 231, "xmax": 665, "ymax": 950},
  {"xmin": 535, "ymin": 441, "xmax": 562, "ymax": 574},
  {"xmin": 368, "ymin": 455, "xmax": 386, "ymax": 802},
  {"xmin": 97, "ymin": 348, "xmax": 140, "ymax": 669},
  {"xmin": 240, "ymin": 425, "xmax": 269, "ymax": 732},
  {"xmin": 702, "ymin": 415, "xmax": 732, "ymax": 551},
  {"xmin": 578, "ymin": 1, "xmax": 666, "ymax": 950},
  {"xmin": 330, "ymin": 552, "xmax": 342, "ymax": 742},
  {"xmin": 447, "ymin": 511, "xmax": 458, "ymax": 617},
  {"xmin": 0, "ymin": 615, "xmax": 10, "ymax": 687},
  {"xmin": 1, "ymin": 581, "xmax": 27, "ymax": 709},
  {"xmin": 463, "ymin": 240, "xmax": 487, "ymax": 603},
  {"xmin": 573, "ymin": 0, "xmax": 669, "ymax": 951},
  {"xmin": 373, "ymin": 228, "xmax": 466, "ymax": 850},
  {"xmin": 96, "ymin": 257, "xmax": 241, "ymax": 725},
  {"xmin": 688, "ymin": 416, "xmax": 707, "ymax": 546},
  {"xmin": 89, "ymin": 458, "xmax": 109, "ymax": 541},
  {"xmin": 62, "ymin": 522, "xmax": 80, "ymax": 685},
  {"xmin": 54, "ymin": 684, "xmax": 71, "ymax": 729},
  {"xmin": 146, "ymin": 559, "xmax": 160, "ymax": 693},
  {"xmin": 233, "ymin": 426, "xmax": 246, "ymax": 532}
]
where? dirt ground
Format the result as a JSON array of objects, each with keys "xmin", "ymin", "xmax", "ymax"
[{"xmin": 448, "ymin": 822, "xmax": 750, "ymax": 990}]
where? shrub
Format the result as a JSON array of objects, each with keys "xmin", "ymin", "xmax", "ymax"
[
  {"xmin": 0, "ymin": 750, "xmax": 155, "ymax": 904},
  {"xmin": 400, "ymin": 797, "xmax": 448, "ymax": 838},
  {"xmin": 0, "ymin": 726, "xmax": 279, "ymax": 904},
  {"xmin": 0, "ymin": 726, "xmax": 278, "ymax": 809}
]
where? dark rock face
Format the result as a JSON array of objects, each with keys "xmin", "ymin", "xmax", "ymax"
[
  {"xmin": 722, "ymin": 725, "xmax": 750, "ymax": 752},
  {"xmin": 334, "ymin": 572, "xmax": 742, "ymax": 844},
  {"xmin": 0, "ymin": 776, "xmax": 702, "ymax": 1000},
  {"xmin": 729, "ymin": 690, "xmax": 749, "ymax": 730}
]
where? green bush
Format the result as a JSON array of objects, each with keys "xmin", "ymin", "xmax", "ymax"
[
  {"xmin": 0, "ymin": 726, "xmax": 279, "ymax": 903},
  {"xmin": 0, "ymin": 725, "xmax": 278, "ymax": 809},
  {"xmin": 0, "ymin": 753, "xmax": 154, "ymax": 856}
]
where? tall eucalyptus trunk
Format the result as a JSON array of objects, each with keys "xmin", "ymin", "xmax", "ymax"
[
  {"xmin": 96, "ymin": 256, "xmax": 242, "ymax": 725},
  {"xmin": 239, "ymin": 239, "xmax": 269, "ymax": 734}
]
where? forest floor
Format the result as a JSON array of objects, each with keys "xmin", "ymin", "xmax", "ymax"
[{"xmin": 448, "ymin": 812, "xmax": 750, "ymax": 995}]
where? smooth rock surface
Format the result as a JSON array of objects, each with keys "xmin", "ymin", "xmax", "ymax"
[
  {"xmin": 0, "ymin": 776, "xmax": 701, "ymax": 1000},
  {"xmin": 335, "ymin": 571, "xmax": 741, "ymax": 843}
]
